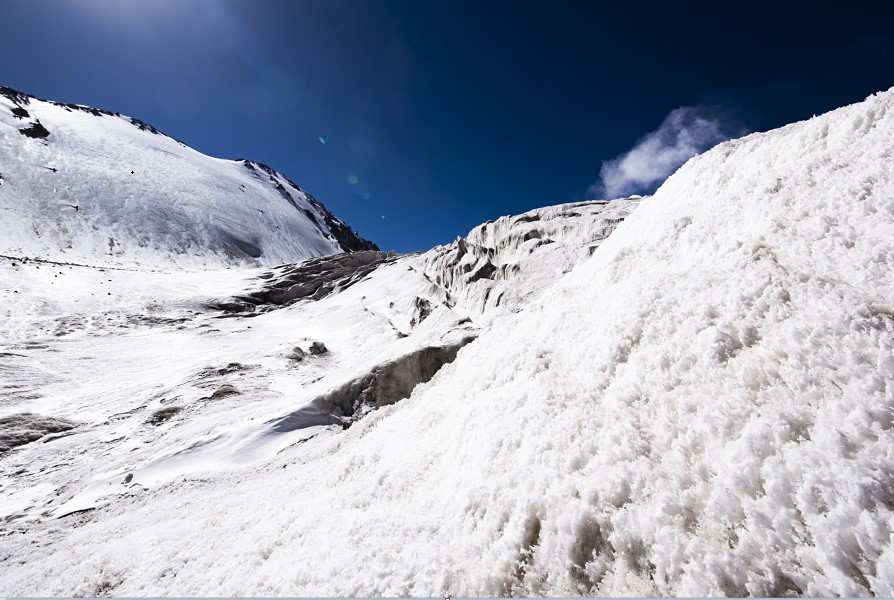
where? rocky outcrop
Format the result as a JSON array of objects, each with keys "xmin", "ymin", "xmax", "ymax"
[
  {"xmin": 308, "ymin": 341, "xmax": 328, "ymax": 355},
  {"xmin": 240, "ymin": 160, "xmax": 379, "ymax": 253},
  {"xmin": 319, "ymin": 336, "xmax": 477, "ymax": 424},
  {"xmin": 0, "ymin": 413, "xmax": 77, "ymax": 453},
  {"xmin": 239, "ymin": 250, "xmax": 398, "ymax": 307}
]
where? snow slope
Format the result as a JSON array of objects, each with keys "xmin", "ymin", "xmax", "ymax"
[
  {"xmin": 0, "ymin": 184, "xmax": 637, "ymax": 592},
  {"xmin": 0, "ymin": 86, "xmax": 376, "ymax": 269},
  {"xmin": 1, "ymin": 86, "xmax": 893, "ymax": 597},
  {"xmin": 0, "ymin": 195, "xmax": 636, "ymax": 507}
]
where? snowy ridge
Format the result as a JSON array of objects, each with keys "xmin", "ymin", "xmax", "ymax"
[
  {"xmin": 0, "ymin": 86, "xmax": 376, "ymax": 269},
  {"xmin": 0, "ymin": 86, "xmax": 892, "ymax": 596}
]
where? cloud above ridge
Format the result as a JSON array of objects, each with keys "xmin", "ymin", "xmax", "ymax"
[{"xmin": 589, "ymin": 106, "xmax": 746, "ymax": 199}]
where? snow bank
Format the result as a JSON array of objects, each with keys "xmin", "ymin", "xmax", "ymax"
[{"xmin": 1, "ymin": 88, "xmax": 893, "ymax": 596}]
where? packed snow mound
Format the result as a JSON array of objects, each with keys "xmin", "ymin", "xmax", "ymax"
[{"xmin": 0, "ymin": 86, "xmax": 376, "ymax": 269}]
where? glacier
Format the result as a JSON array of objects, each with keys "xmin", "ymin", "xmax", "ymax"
[{"xmin": 0, "ymin": 85, "xmax": 892, "ymax": 597}]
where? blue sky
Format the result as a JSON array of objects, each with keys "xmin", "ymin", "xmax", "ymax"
[{"xmin": 3, "ymin": 0, "xmax": 893, "ymax": 252}]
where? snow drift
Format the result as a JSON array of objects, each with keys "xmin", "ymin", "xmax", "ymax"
[
  {"xmin": 1, "ymin": 87, "xmax": 893, "ymax": 597},
  {"xmin": 0, "ymin": 86, "xmax": 375, "ymax": 269}
]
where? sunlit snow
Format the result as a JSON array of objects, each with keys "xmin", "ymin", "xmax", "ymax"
[{"xmin": 0, "ymin": 85, "xmax": 892, "ymax": 597}]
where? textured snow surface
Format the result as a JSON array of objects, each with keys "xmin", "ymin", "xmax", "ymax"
[
  {"xmin": 0, "ymin": 188, "xmax": 634, "ymax": 594},
  {"xmin": 1, "ymin": 87, "xmax": 893, "ymax": 596},
  {"xmin": 0, "ymin": 87, "xmax": 375, "ymax": 269}
]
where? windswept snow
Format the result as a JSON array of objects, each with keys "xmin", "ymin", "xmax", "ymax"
[
  {"xmin": 1, "ymin": 86, "xmax": 893, "ymax": 597},
  {"xmin": 0, "ymin": 87, "xmax": 375, "ymax": 269},
  {"xmin": 0, "ymin": 178, "xmax": 635, "ymax": 565}
]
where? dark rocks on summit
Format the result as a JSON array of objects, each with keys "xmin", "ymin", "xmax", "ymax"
[
  {"xmin": 0, "ymin": 86, "xmax": 31, "ymax": 105},
  {"xmin": 129, "ymin": 117, "xmax": 161, "ymax": 134},
  {"xmin": 239, "ymin": 159, "xmax": 378, "ymax": 254}
]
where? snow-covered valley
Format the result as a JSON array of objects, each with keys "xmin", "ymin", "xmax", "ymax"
[{"xmin": 1, "ymin": 84, "xmax": 893, "ymax": 596}]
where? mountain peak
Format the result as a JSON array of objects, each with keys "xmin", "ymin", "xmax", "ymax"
[{"xmin": 0, "ymin": 86, "xmax": 375, "ymax": 268}]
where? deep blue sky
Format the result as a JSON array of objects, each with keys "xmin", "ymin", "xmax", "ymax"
[{"xmin": 3, "ymin": 0, "xmax": 893, "ymax": 252}]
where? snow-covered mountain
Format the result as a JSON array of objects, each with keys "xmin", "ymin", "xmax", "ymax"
[
  {"xmin": 1, "ymin": 86, "xmax": 893, "ymax": 597},
  {"xmin": 0, "ymin": 86, "xmax": 376, "ymax": 269}
]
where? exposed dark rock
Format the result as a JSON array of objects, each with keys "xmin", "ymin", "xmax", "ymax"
[
  {"xmin": 209, "ymin": 384, "xmax": 240, "ymax": 400},
  {"xmin": 241, "ymin": 161, "xmax": 300, "ymax": 209},
  {"xmin": 410, "ymin": 297, "xmax": 433, "ymax": 327},
  {"xmin": 147, "ymin": 406, "xmax": 182, "ymax": 425},
  {"xmin": 237, "ymin": 250, "xmax": 398, "ymax": 307},
  {"xmin": 309, "ymin": 341, "xmax": 328, "ymax": 355},
  {"xmin": 287, "ymin": 346, "xmax": 306, "ymax": 362},
  {"xmin": 308, "ymin": 192, "xmax": 379, "ymax": 252},
  {"xmin": 206, "ymin": 299, "xmax": 256, "ymax": 313},
  {"xmin": 11, "ymin": 106, "xmax": 29, "ymax": 119},
  {"xmin": 262, "ymin": 339, "xmax": 472, "ymax": 435},
  {"xmin": 238, "ymin": 159, "xmax": 378, "ymax": 253},
  {"xmin": 20, "ymin": 121, "xmax": 50, "ymax": 139},
  {"xmin": 129, "ymin": 117, "xmax": 160, "ymax": 134},
  {"xmin": 455, "ymin": 237, "xmax": 469, "ymax": 259},
  {"xmin": 0, "ymin": 413, "xmax": 78, "ymax": 452},
  {"xmin": 0, "ymin": 86, "xmax": 31, "ymax": 105},
  {"xmin": 302, "ymin": 208, "xmax": 322, "ymax": 229},
  {"xmin": 467, "ymin": 260, "xmax": 497, "ymax": 283},
  {"xmin": 52, "ymin": 101, "xmax": 116, "ymax": 118},
  {"xmin": 2, "ymin": 84, "xmax": 185, "ymax": 146},
  {"xmin": 319, "ymin": 336, "xmax": 477, "ymax": 425},
  {"xmin": 222, "ymin": 363, "xmax": 247, "ymax": 376}
]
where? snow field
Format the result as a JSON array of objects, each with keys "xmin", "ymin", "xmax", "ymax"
[{"xmin": 0, "ymin": 88, "xmax": 892, "ymax": 596}]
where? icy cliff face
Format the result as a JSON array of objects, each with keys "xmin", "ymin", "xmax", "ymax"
[
  {"xmin": 0, "ymin": 86, "xmax": 376, "ymax": 269},
  {"xmin": 1, "ymin": 85, "xmax": 893, "ymax": 598},
  {"xmin": 419, "ymin": 199, "xmax": 639, "ymax": 316}
]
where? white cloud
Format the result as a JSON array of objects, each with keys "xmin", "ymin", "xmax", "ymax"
[{"xmin": 589, "ymin": 106, "xmax": 746, "ymax": 199}]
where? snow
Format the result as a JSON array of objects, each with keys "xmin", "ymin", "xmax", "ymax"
[
  {"xmin": 0, "ymin": 186, "xmax": 633, "ymax": 529},
  {"xmin": 0, "ymin": 88, "xmax": 374, "ymax": 269},
  {"xmin": 1, "ymin": 86, "xmax": 893, "ymax": 596}
]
